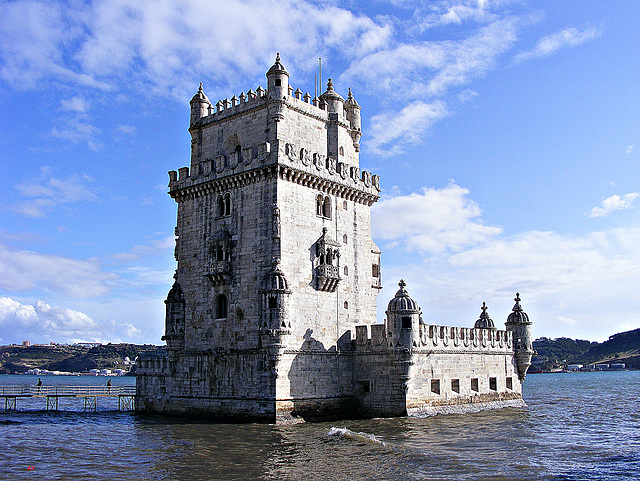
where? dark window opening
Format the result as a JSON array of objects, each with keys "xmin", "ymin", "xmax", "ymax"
[
  {"xmin": 506, "ymin": 377, "xmax": 513, "ymax": 390},
  {"xmin": 489, "ymin": 377, "xmax": 497, "ymax": 391},
  {"xmin": 215, "ymin": 294, "xmax": 228, "ymax": 319},
  {"xmin": 268, "ymin": 297, "xmax": 277, "ymax": 309},
  {"xmin": 343, "ymin": 266, "xmax": 348, "ymax": 276},
  {"xmin": 322, "ymin": 197, "xmax": 331, "ymax": 219},
  {"xmin": 359, "ymin": 380, "xmax": 370, "ymax": 393},
  {"xmin": 401, "ymin": 316, "xmax": 412, "ymax": 329},
  {"xmin": 275, "ymin": 79, "xmax": 281, "ymax": 86},
  {"xmin": 431, "ymin": 379, "xmax": 440, "ymax": 395},
  {"xmin": 344, "ymin": 301, "xmax": 348, "ymax": 309},
  {"xmin": 372, "ymin": 263, "xmax": 380, "ymax": 278},
  {"xmin": 471, "ymin": 378, "xmax": 479, "ymax": 392},
  {"xmin": 451, "ymin": 379, "xmax": 460, "ymax": 393}
]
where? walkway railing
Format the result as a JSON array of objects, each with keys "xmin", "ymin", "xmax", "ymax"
[
  {"xmin": 0, "ymin": 385, "xmax": 136, "ymax": 397},
  {"xmin": 0, "ymin": 385, "xmax": 137, "ymax": 411}
]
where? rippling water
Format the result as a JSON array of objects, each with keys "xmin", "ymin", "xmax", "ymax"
[{"xmin": 1, "ymin": 372, "xmax": 639, "ymax": 480}]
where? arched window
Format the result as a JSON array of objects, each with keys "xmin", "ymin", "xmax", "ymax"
[
  {"xmin": 343, "ymin": 266, "xmax": 348, "ymax": 276},
  {"xmin": 217, "ymin": 195, "xmax": 225, "ymax": 217},
  {"xmin": 224, "ymin": 193, "xmax": 231, "ymax": 217},
  {"xmin": 344, "ymin": 301, "xmax": 348, "ymax": 309},
  {"xmin": 235, "ymin": 145, "xmax": 241, "ymax": 163},
  {"xmin": 339, "ymin": 146, "xmax": 344, "ymax": 156},
  {"xmin": 322, "ymin": 196, "xmax": 331, "ymax": 219},
  {"xmin": 343, "ymin": 234, "xmax": 347, "ymax": 244},
  {"xmin": 316, "ymin": 194, "xmax": 324, "ymax": 216},
  {"xmin": 215, "ymin": 294, "xmax": 228, "ymax": 319}
]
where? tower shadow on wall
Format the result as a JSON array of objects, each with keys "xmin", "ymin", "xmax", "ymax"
[{"xmin": 287, "ymin": 328, "xmax": 359, "ymax": 422}]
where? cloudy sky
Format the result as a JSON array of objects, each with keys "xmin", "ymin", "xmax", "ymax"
[{"xmin": 1, "ymin": 0, "xmax": 639, "ymax": 345}]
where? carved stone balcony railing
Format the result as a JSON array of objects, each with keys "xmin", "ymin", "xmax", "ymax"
[
  {"xmin": 315, "ymin": 264, "xmax": 340, "ymax": 292},
  {"xmin": 205, "ymin": 260, "xmax": 231, "ymax": 286},
  {"xmin": 371, "ymin": 277, "xmax": 382, "ymax": 289}
]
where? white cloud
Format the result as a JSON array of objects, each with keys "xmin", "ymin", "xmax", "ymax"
[
  {"xmin": 372, "ymin": 184, "xmax": 502, "ymax": 253},
  {"xmin": 626, "ymin": 145, "xmax": 633, "ymax": 154},
  {"xmin": 0, "ymin": 296, "xmax": 95, "ymax": 335},
  {"xmin": 61, "ymin": 96, "xmax": 89, "ymax": 113},
  {"xmin": 116, "ymin": 124, "xmax": 137, "ymax": 134},
  {"xmin": 12, "ymin": 168, "xmax": 98, "ymax": 218},
  {"xmin": 589, "ymin": 193, "xmax": 639, "ymax": 218},
  {"xmin": 0, "ymin": 244, "xmax": 117, "ymax": 298},
  {"xmin": 368, "ymin": 101, "xmax": 449, "ymax": 156},
  {"xmin": 514, "ymin": 26, "xmax": 601, "ymax": 63}
]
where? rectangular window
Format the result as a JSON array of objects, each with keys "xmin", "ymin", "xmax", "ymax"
[
  {"xmin": 506, "ymin": 377, "xmax": 513, "ymax": 390},
  {"xmin": 372, "ymin": 263, "xmax": 380, "ymax": 278},
  {"xmin": 268, "ymin": 297, "xmax": 277, "ymax": 309},
  {"xmin": 401, "ymin": 316, "xmax": 412, "ymax": 329},
  {"xmin": 431, "ymin": 379, "xmax": 440, "ymax": 395},
  {"xmin": 471, "ymin": 378, "xmax": 479, "ymax": 392},
  {"xmin": 451, "ymin": 379, "xmax": 460, "ymax": 393},
  {"xmin": 359, "ymin": 380, "xmax": 371, "ymax": 393},
  {"xmin": 489, "ymin": 377, "xmax": 497, "ymax": 391}
]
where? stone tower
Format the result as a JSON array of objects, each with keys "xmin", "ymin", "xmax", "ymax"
[{"xmin": 137, "ymin": 54, "xmax": 382, "ymax": 422}]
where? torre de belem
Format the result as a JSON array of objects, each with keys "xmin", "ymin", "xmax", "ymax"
[{"xmin": 136, "ymin": 55, "xmax": 534, "ymax": 423}]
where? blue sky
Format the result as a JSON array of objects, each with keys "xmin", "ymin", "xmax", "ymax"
[{"xmin": 1, "ymin": 0, "xmax": 639, "ymax": 345}]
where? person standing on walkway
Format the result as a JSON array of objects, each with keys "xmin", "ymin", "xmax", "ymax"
[
  {"xmin": 36, "ymin": 378, "xmax": 42, "ymax": 394},
  {"xmin": 106, "ymin": 378, "xmax": 112, "ymax": 394}
]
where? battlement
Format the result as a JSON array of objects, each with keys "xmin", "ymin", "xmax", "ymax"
[
  {"xmin": 167, "ymin": 140, "xmax": 380, "ymax": 203},
  {"xmin": 355, "ymin": 323, "xmax": 513, "ymax": 353}
]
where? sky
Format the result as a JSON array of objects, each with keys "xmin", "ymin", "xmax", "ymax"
[{"xmin": 1, "ymin": 0, "xmax": 639, "ymax": 345}]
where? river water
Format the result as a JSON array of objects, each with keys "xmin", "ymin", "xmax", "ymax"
[{"xmin": 1, "ymin": 371, "xmax": 639, "ymax": 480}]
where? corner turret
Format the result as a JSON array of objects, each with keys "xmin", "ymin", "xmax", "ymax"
[
  {"xmin": 190, "ymin": 83, "xmax": 211, "ymax": 124},
  {"xmin": 505, "ymin": 293, "xmax": 533, "ymax": 381},
  {"xmin": 266, "ymin": 53, "xmax": 290, "ymax": 100},
  {"xmin": 345, "ymin": 87, "xmax": 362, "ymax": 151},
  {"xmin": 385, "ymin": 279, "xmax": 421, "ymax": 348}
]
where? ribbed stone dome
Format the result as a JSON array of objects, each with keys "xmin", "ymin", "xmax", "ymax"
[
  {"xmin": 263, "ymin": 265, "xmax": 290, "ymax": 292},
  {"xmin": 190, "ymin": 82, "xmax": 210, "ymax": 104},
  {"xmin": 387, "ymin": 279, "xmax": 420, "ymax": 312},
  {"xmin": 319, "ymin": 78, "xmax": 344, "ymax": 102},
  {"xmin": 507, "ymin": 293, "xmax": 530, "ymax": 324},
  {"xmin": 474, "ymin": 302, "xmax": 495, "ymax": 329},
  {"xmin": 266, "ymin": 53, "xmax": 289, "ymax": 77}
]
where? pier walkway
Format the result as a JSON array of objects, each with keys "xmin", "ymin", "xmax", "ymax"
[{"xmin": 0, "ymin": 385, "xmax": 136, "ymax": 411}]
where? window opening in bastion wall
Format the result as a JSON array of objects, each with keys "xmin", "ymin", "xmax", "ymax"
[
  {"xmin": 471, "ymin": 378, "xmax": 479, "ymax": 392},
  {"xmin": 506, "ymin": 377, "xmax": 513, "ymax": 390},
  {"xmin": 401, "ymin": 316, "xmax": 412, "ymax": 329},
  {"xmin": 489, "ymin": 377, "xmax": 497, "ymax": 391},
  {"xmin": 451, "ymin": 379, "xmax": 460, "ymax": 393},
  {"xmin": 431, "ymin": 379, "xmax": 440, "ymax": 395}
]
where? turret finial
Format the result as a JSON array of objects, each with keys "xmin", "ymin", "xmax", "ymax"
[
  {"xmin": 347, "ymin": 87, "xmax": 353, "ymax": 99},
  {"xmin": 275, "ymin": 52, "xmax": 281, "ymax": 62},
  {"xmin": 327, "ymin": 78, "xmax": 334, "ymax": 91},
  {"xmin": 512, "ymin": 293, "xmax": 523, "ymax": 311},
  {"xmin": 198, "ymin": 82, "xmax": 203, "ymax": 92},
  {"xmin": 398, "ymin": 279, "xmax": 406, "ymax": 289}
]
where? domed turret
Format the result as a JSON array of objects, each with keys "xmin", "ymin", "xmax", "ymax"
[
  {"xmin": 505, "ymin": 293, "xmax": 534, "ymax": 381},
  {"xmin": 266, "ymin": 53, "xmax": 290, "ymax": 100},
  {"xmin": 319, "ymin": 78, "xmax": 344, "ymax": 114},
  {"xmin": 190, "ymin": 82, "xmax": 211, "ymax": 124},
  {"xmin": 344, "ymin": 87, "xmax": 362, "ymax": 151},
  {"xmin": 385, "ymin": 280, "xmax": 421, "ymax": 348},
  {"xmin": 474, "ymin": 302, "xmax": 496, "ymax": 329}
]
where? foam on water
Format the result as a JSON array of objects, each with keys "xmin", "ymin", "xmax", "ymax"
[{"xmin": 327, "ymin": 426, "xmax": 386, "ymax": 447}]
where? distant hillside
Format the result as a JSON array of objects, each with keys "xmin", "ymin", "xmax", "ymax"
[
  {"xmin": 533, "ymin": 328, "xmax": 640, "ymax": 370},
  {"xmin": 0, "ymin": 343, "xmax": 166, "ymax": 374}
]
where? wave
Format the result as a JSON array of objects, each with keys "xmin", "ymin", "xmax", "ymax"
[{"xmin": 327, "ymin": 426, "xmax": 386, "ymax": 447}]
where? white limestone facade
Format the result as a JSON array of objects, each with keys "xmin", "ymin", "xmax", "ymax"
[{"xmin": 136, "ymin": 55, "xmax": 533, "ymax": 423}]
